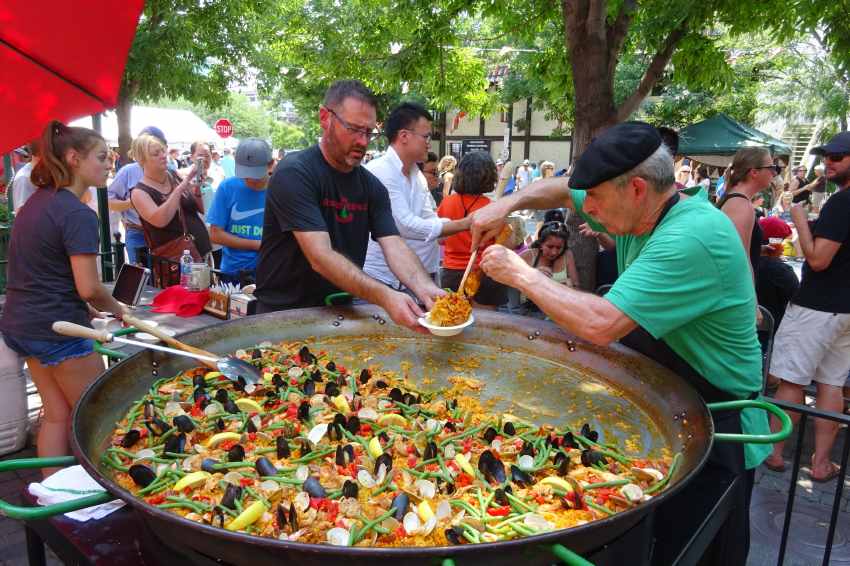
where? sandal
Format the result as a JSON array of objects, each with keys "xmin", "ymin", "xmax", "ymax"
[
  {"xmin": 810, "ymin": 464, "xmax": 841, "ymax": 483},
  {"xmin": 763, "ymin": 459, "xmax": 786, "ymax": 473}
]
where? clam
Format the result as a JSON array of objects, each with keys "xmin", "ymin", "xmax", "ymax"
[
  {"xmin": 307, "ymin": 423, "xmax": 328, "ymax": 445},
  {"xmin": 326, "ymin": 527, "xmax": 350, "ymax": 546},
  {"xmin": 260, "ymin": 479, "xmax": 281, "ymax": 494},
  {"xmin": 295, "ymin": 464, "xmax": 310, "ymax": 481},
  {"xmin": 436, "ymin": 499, "xmax": 452, "ymax": 520},
  {"xmin": 517, "ymin": 454, "xmax": 534, "ymax": 471},
  {"xmin": 164, "ymin": 401, "xmax": 185, "ymax": 417},
  {"xmin": 524, "ymin": 513, "xmax": 555, "ymax": 532},
  {"xmin": 402, "ymin": 511, "xmax": 421, "ymax": 534},
  {"xmin": 357, "ymin": 469, "xmax": 376, "ymax": 488},
  {"xmin": 444, "ymin": 444, "xmax": 456, "ymax": 459},
  {"xmin": 223, "ymin": 471, "xmax": 242, "ymax": 485},
  {"xmin": 133, "ymin": 448, "xmax": 155, "ymax": 461},
  {"xmin": 357, "ymin": 407, "xmax": 378, "ymax": 420},
  {"xmin": 631, "ymin": 467, "xmax": 664, "ymax": 482},
  {"xmin": 288, "ymin": 366, "xmax": 304, "ymax": 379},
  {"xmin": 620, "ymin": 483, "xmax": 644, "ymax": 503},
  {"xmin": 204, "ymin": 402, "xmax": 222, "ymax": 417},
  {"xmin": 293, "ymin": 491, "xmax": 311, "ymax": 512},
  {"xmin": 414, "ymin": 479, "xmax": 436, "ymax": 499},
  {"xmin": 128, "ymin": 463, "xmax": 156, "ymax": 487}
]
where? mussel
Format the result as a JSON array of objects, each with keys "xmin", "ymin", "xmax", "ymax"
[
  {"xmin": 388, "ymin": 388, "xmax": 403, "ymax": 402},
  {"xmin": 554, "ymin": 451, "xmax": 571, "ymax": 476},
  {"xmin": 520, "ymin": 440, "xmax": 535, "ymax": 457},
  {"xmin": 255, "ymin": 457, "xmax": 278, "ymax": 477},
  {"xmin": 192, "ymin": 374, "xmax": 206, "ymax": 389},
  {"xmin": 483, "ymin": 426, "xmax": 498, "ymax": 443},
  {"xmin": 220, "ymin": 484, "xmax": 242, "ymax": 509},
  {"xmin": 402, "ymin": 392, "xmax": 418, "ymax": 406},
  {"xmin": 211, "ymin": 507, "xmax": 226, "ymax": 528},
  {"xmin": 374, "ymin": 453, "xmax": 393, "ymax": 476},
  {"xmin": 216, "ymin": 417, "xmax": 226, "ymax": 431},
  {"xmin": 563, "ymin": 432, "xmax": 579, "ymax": 449},
  {"xmin": 299, "ymin": 438, "xmax": 312, "ymax": 456},
  {"xmin": 581, "ymin": 449, "xmax": 607, "ymax": 467},
  {"xmin": 478, "ymin": 450, "xmax": 506, "ymax": 484},
  {"xmin": 324, "ymin": 382, "xmax": 340, "ymax": 398},
  {"xmin": 143, "ymin": 400, "xmax": 155, "ymax": 420},
  {"xmin": 215, "ymin": 389, "xmax": 229, "ymax": 403},
  {"xmin": 201, "ymin": 458, "xmax": 220, "ymax": 473},
  {"xmin": 297, "ymin": 401, "xmax": 311, "ymax": 422},
  {"xmin": 494, "ymin": 487, "xmax": 509, "ymax": 506},
  {"xmin": 510, "ymin": 464, "xmax": 533, "ymax": 486},
  {"xmin": 164, "ymin": 433, "xmax": 186, "ymax": 455},
  {"xmin": 342, "ymin": 480, "xmax": 358, "ymax": 499},
  {"xmin": 223, "ymin": 399, "xmax": 240, "ymax": 415},
  {"xmin": 503, "ymin": 421, "xmax": 516, "ymax": 436},
  {"xmin": 311, "ymin": 370, "xmax": 323, "ymax": 383},
  {"xmin": 272, "ymin": 374, "xmax": 286, "ymax": 389},
  {"xmin": 444, "ymin": 421, "xmax": 456, "ymax": 432},
  {"xmin": 128, "ymin": 463, "xmax": 156, "ymax": 487},
  {"xmin": 359, "ymin": 368, "xmax": 371, "ymax": 384},
  {"xmin": 276, "ymin": 436, "xmax": 291, "ymax": 459},
  {"xmin": 245, "ymin": 418, "xmax": 257, "ymax": 434},
  {"xmin": 120, "ymin": 429, "xmax": 141, "ymax": 448},
  {"xmin": 302, "ymin": 476, "xmax": 327, "ymax": 498},
  {"xmin": 326, "ymin": 361, "xmax": 336, "ymax": 372},
  {"xmin": 378, "ymin": 431, "xmax": 390, "ymax": 444},
  {"xmin": 227, "ymin": 444, "xmax": 245, "ymax": 462},
  {"xmin": 173, "ymin": 415, "xmax": 195, "ymax": 433},
  {"xmin": 302, "ymin": 379, "xmax": 316, "ymax": 396},
  {"xmin": 390, "ymin": 492, "xmax": 409, "ymax": 520},
  {"xmin": 423, "ymin": 441, "xmax": 438, "ymax": 460},
  {"xmin": 374, "ymin": 380, "xmax": 388, "ymax": 389},
  {"xmin": 145, "ymin": 417, "xmax": 170, "ymax": 437},
  {"xmin": 445, "ymin": 526, "xmax": 464, "ymax": 545},
  {"xmin": 346, "ymin": 415, "xmax": 361, "ymax": 435},
  {"xmin": 335, "ymin": 444, "xmax": 355, "ymax": 466},
  {"xmin": 580, "ymin": 423, "xmax": 599, "ymax": 443},
  {"xmin": 193, "ymin": 387, "xmax": 208, "ymax": 404},
  {"xmin": 299, "ymin": 345, "xmax": 316, "ymax": 365}
]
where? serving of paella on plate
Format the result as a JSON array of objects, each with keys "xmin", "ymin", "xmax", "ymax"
[{"xmin": 103, "ymin": 342, "xmax": 679, "ymax": 548}]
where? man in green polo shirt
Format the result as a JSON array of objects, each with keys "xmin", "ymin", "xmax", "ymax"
[{"xmin": 470, "ymin": 121, "xmax": 768, "ymax": 565}]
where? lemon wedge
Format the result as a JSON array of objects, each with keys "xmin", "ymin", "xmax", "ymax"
[
  {"xmin": 205, "ymin": 432, "xmax": 241, "ymax": 448},
  {"xmin": 417, "ymin": 500, "xmax": 434, "ymax": 522},
  {"xmin": 539, "ymin": 476, "xmax": 573, "ymax": 492},
  {"xmin": 368, "ymin": 436, "xmax": 383, "ymax": 458},
  {"xmin": 173, "ymin": 471, "xmax": 211, "ymax": 492},
  {"xmin": 455, "ymin": 453, "xmax": 475, "ymax": 477},
  {"xmin": 377, "ymin": 413, "xmax": 407, "ymax": 427},
  {"xmin": 235, "ymin": 398, "xmax": 263, "ymax": 414},
  {"xmin": 332, "ymin": 395, "xmax": 351, "ymax": 414},
  {"xmin": 225, "ymin": 500, "xmax": 266, "ymax": 531}
]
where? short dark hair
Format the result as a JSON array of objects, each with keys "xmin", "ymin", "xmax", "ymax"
[
  {"xmin": 384, "ymin": 102, "xmax": 432, "ymax": 143},
  {"xmin": 657, "ymin": 126, "xmax": 679, "ymax": 155},
  {"xmin": 323, "ymin": 80, "xmax": 378, "ymax": 111},
  {"xmin": 453, "ymin": 151, "xmax": 497, "ymax": 195},
  {"xmin": 543, "ymin": 209, "xmax": 565, "ymax": 223},
  {"xmin": 426, "ymin": 151, "xmax": 438, "ymax": 164}
]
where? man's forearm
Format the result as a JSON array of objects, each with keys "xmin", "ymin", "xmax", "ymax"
[
  {"xmin": 109, "ymin": 198, "xmax": 132, "ymax": 212},
  {"xmin": 439, "ymin": 218, "xmax": 471, "ymax": 238}
]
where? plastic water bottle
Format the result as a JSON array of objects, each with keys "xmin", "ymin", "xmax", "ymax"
[{"xmin": 179, "ymin": 250, "xmax": 193, "ymax": 289}]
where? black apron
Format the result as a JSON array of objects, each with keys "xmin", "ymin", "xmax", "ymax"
[{"xmin": 613, "ymin": 193, "xmax": 753, "ymax": 565}]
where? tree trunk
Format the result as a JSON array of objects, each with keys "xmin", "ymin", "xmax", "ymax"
[{"xmin": 116, "ymin": 81, "xmax": 137, "ymax": 164}]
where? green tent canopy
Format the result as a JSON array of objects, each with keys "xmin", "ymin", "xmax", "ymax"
[{"xmin": 678, "ymin": 113, "xmax": 791, "ymax": 166}]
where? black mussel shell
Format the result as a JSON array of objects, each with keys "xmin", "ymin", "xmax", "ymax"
[
  {"xmin": 164, "ymin": 433, "xmax": 186, "ymax": 455},
  {"xmin": 198, "ymin": 397, "xmax": 210, "ymax": 410},
  {"xmin": 272, "ymin": 374, "xmax": 285, "ymax": 389},
  {"xmin": 145, "ymin": 417, "xmax": 170, "ymax": 437},
  {"xmin": 233, "ymin": 377, "xmax": 246, "ymax": 393},
  {"xmin": 335, "ymin": 445, "xmax": 346, "ymax": 466},
  {"xmin": 445, "ymin": 481, "xmax": 456, "ymax": 494},
  {"xmin": 192, "ymin": 374, "xmax": 206, "ymax": 389},
  {"xmin": 256, "ymin": 457, "xmax": 278, "ymax": 477},
  {"xmin": 580, "ymin": 423, "xmax": 599, "ymax": 443},
  {"xmin": 374, "ymin": 453, "xmax": 393, "ymax": 475},
  {"xmin": 402, "ymin": 392, "xmax": 417, "ymax": 406},
  {"xmin": 266, "ymin": 389, "xmax": 278, "ymax": 399},
  {"xmin": 445, "ymin": 526, "xmax": 464, "ymax": 545},
  {"xmin": 311, "ymin": 370, "xmax": 323, "ymax": 383},
  {"xmin": 444, "ymin": 421, "xmax": 456, "ymax": 432},
  {"xmin": 503, "ymin": 421, "xmax": 516, "ymax": 436},
  {"xmin": 520, "ymin": 440, "xmax": 535, "ymax": 457},
  {"xmin": 302, "ymin": 379, "xmax": 316, "ymax": 396},
  {"xmin": 483, "ymin": 426, "xmax": 498, "ymax": 444},
  {"xmin": 388, "ymin": 388, "xmax": 403, "ymax": 402},
  {"xmin": 346, "ymin": 416, "xmax": 360, "ymax": 435},
  {"xmin": 344, "ymin": 444, "xmax": 355, "ymax": 463},
  {"xmin": 303, "ymin": 476, "xmax": 327, "ymax": 498},
  {"xmin": 193, "ymin": 387, "xmax": 207, "ymax": 403},
  {"xmin": 120, "ymin": 429, "xmax": 140, "ymax": 448},
  {"xmin": 478, "ymin": 450, "xmax": 506, "ymax": 484},
  {"xmin": 300, "ymin": 438, "xmax": 312, "ymax": 455},
  {"xmin": 216, "ymin": 418, "xmax": 226, "ymax": 431},
  {"xmin": 227, "ymin": 444, "xmax": 245, "ymax": 462},
  {"xmin": 324, "ymin": 382, "xmax": 340, "ymax": 398},
  {"xmin": 326, "ymin": 361, "xmax": 336, "ymax": 372},
  {"xmin": 252, "ymin": 348, "xmax": 262, "ymax": 359},
  {"xmin": 276, "ymin": 436, "xmax": 291, "ymax": 459},
  {"xmin": 211, "ymin": 507, "xmax": 226, "ymax": 528},
  {"xmin": 546, "ymin": 434, "xmax": 557, "ymax": 448},
  {"xmin": 128, "ymin": 463, "xmax": 156, "ymax": 487},
  {"xmin": 342, "ymin": 479, "xmax": 358, "ymax": 499},
  {"xmin": 299, "ymin": 346, "xmax": 316, "ymax": 364},
  {"xmin": 201, "ymin": 458, "xmax": 220, "ymax": 473},
  {"xmin": 494, "ymin": 488, "xmax": 509, "ymax": 506},
  {"xmin": 215, "ymin": 389, "xmax": 229, "ymax": 403},
  {"xmin": 223, "ymin": 399, "xmax": 240, "ymax": 415},
  {"xmin": 276, "ymin": 504, "xmax": 288, "ymax": 530},
  {"xmin": 143, "ymin": 401, "xmax": 155, "ymax": 420},
  {"xmin": 581, "ymin": 449, "xmax": 607, "ymax": 467},
  {"xmin": 245, "ymin": 418, "xmax": 257, "ymax": 434},
  {"xmin": 336, "ymin": 373, "xmax": 347, "ymax": 386},
  {"xmin": 379, "ymin": 431, "xmax": 389, "ymax": 444},
  {"xmin": 297, "ymin": 401, "xmax": 311, "ymax": 422},
  {"xmin": 449, "ymin": 399, "xmax": 458, "ymax": 410},
  {"xmin": 220, "ymin": 484, "xmax": 242, "ymax": 509},
  {"xmin": 423, "ymin": 441, "xmax": 438, "ymax": 461},
  {"xmin": 359, "ymin": 368, "xmax": 371, "ymax": 384},
  {"xmin": 554, "ymin": 451, "xmax": 571, "ymax": 475},
  {"xmin": 563, "ymin": 432, "xmax": 579, "ymax": 449},
  {"xmin": 289, "ymin": 503, "xmax": 298, "ymax": 530},
  {"xmin": 375, "ymin": 380, "xmax": 388, "ymax": 389},
  {"xmin": 390, "ymin": 492, "xmax": 409, "ymax": 520},
  {"xmin": 511, "ymin": 465, "xmax": 533, "ymax": 486},
  {"xmin": 173, "ymin": 415, "xmax": 195, "ymax": 433}
]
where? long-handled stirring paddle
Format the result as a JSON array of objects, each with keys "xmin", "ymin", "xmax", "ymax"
[
  {"xmin": 52, "ymin": 321, "xmax": 262, "ymax": 387},
  {"xmin": 457, "ymin": 248, "xmax": 479, "ymax": 296}
]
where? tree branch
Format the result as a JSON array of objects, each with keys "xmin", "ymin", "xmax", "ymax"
[
  {"xmin": 616, "ymin": 23, "xmax": 688, "ymax": 121},
  {"xmin": 606, "ymin": 0, "xmax": 637, "ymax": 80},
  {"xmin": 586, "ymin": 0, "xmax": 608, "ymax": 41}
]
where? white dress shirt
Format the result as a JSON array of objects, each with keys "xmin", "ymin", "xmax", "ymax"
[{"xmin": 363, "ymin": 146, "xmax": 446, "ymax": 288}]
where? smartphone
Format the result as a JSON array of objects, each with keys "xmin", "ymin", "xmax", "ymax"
[
  {"xmin": 112, "ymin": 264, "xmax": 151, "ymax": 306},
  {"xmin": 195, "ymin": 158, "xmax": 206, "ymax": 184}
]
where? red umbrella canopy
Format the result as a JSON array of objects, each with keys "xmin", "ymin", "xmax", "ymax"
[{"xmin": 0, "ymin": 0, "xmax": 144, "ymax": 155}]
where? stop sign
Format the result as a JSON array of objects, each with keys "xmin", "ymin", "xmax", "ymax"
[{"xmin": 214, "ymin": 118, "xmax": 233, "ymax": 138}]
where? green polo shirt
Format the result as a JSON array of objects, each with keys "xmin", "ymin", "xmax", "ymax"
[{"xmin": 572, "ymin": 190, "xmax": 770, "ymax": 469}]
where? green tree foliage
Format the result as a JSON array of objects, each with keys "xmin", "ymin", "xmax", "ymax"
[{"xmin": 271, "ymin": 121, "xmax": 310, "ymax": 150}]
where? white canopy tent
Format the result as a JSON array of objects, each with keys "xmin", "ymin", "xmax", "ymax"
[{"xmin": 71, "ymin": 106, "xmax": 239, "ymax": 150}]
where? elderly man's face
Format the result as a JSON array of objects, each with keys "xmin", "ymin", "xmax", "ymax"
[{"xmin": 581, "ymin": 178, "xmax": 645, "ymax": 236}]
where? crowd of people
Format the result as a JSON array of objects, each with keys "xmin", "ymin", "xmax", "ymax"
[{"xmin": 1, "ymin": 78, "xmax": 848, "ymax": 564}]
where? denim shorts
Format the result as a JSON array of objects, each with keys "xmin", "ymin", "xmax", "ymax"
[{"xmin": 3, "ymin": 334, "xmax": 94, "ymax": 367}]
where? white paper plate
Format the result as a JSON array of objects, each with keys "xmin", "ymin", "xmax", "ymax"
[
  {"xmin": 417, "ymin": 313, "xmax": 475, "ymax": 337},
  {"xmin": 135, "ymin": 328, "xmax": 176, "ymax": 341}
]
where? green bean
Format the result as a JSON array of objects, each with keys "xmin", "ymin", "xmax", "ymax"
[
  {"xmin": 439, "ymin": 424, "xmax": 486, "ymax": 447},
  {"xmin": 350, "ymin": 508, "xmax": 397, "ymax": 545},
  {"xmin": 101, "ymin": 453, "xmax": 129, "ymax": 472},
  {"xmin": 289, "ymin": 447, "xmax": 334, "ymax": 464},
  {"xmin": 584, "ymin": 497, "xmax": 615, "ymax": 516},
  {"xmin": 165, "ymin": 495, "xmax": 209, "ymax": 514},
  {"xmin": 212, "ymin": 461, "xmax": 254, "ymax": 470},
  {"xmin": 475, "ymin": 489, "xmax": 487, "ymax": 518},
  {"xmin": 645, "ymin": 452, "xmax": 681, "ymax": 495},
  {"xmin": 340, "ymin": 429, "xmax": 369, "ymax": 451},
  {"xmin": 584, "ymin": 479, "xmax": 630, "ymax": 490},
  {"xmin": 244, "ymin": 486, "xmax": 269, "ymax": 507},
  {"xmin": 492, "ymin": 511, "xmax": 533, "ymax": 529},
  {"xmin": 509, "ymin": 522, "xmax": 536, "ymax": 536},
  {"xmin": 413, "ymin": 457, "xmax": 438, "ymax": 470},
  {"xmin": 449, "ymin": 499, "xmax": 480, "ymax": 517},
  {"xmin": 505, "ymin": 492, "xmax": 536, "ymax": 513}
]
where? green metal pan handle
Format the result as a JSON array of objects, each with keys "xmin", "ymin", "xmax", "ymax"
[
  {"xmin": 324, "ymin": 292, "xmax": 352, "ymax": 307},
  {"xmin": 0, "ymin": 456, "xmax": 116, "ymax": 520},
  {"xmin": 441, "ymin": 544, "xmax": 594, "ymax": 566},
  {"xmin": 706, "ymin": 399, "xmax": 792, "ymax": 444},
  {"xmin": 94, "ymin": 326, "xmax": 139, "ymax": 360}
]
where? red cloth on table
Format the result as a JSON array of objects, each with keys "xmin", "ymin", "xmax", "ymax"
[{"xmin": 151, "ymin": 285, "xmax": 210, "ymax": 317}]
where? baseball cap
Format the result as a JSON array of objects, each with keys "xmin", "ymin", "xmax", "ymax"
[
  {"xmin": 235, "ymin": 138, "xmax": 273, "ymax": 179},
  {"xmin": 759, "ymin": 216, "xmax": 792, "ymax": 241},
  {"xmin": 139, "ymin": 126, "xmax": 167, "ymax": 145},
  {"xmin": 523, "ymin": 159, "xmax": 530, "ymax": 165},
  {"xmin": 569, "ymin": 122, "xmax": 662, "ymax": 189},
  {"xmin": 810, "ymin": 131, "xmax": 850, "ymax": 156}
]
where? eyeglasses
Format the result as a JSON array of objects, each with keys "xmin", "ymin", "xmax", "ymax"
[
  {"xmin": 825, "ymin": 153, "xmax": 850, "ymax": 162},
  {"xmin": 403, "ymin": 129, "xmax": 432, "ymax": 142},
  {"xmin": 753, "ymin": 165, "xmax": 782, "ymax": 175},
  {"xmin": 541, "ymin": 221, "xmax": 566, "ymax": 231},
  {"xmin": 325, "ymin": 107, "xmax": 382, "ymax": 141}
]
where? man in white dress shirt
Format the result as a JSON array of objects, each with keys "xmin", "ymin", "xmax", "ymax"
[{"xmin": 364, "ymin": 102, "xmax": 471, "ymax": 291}]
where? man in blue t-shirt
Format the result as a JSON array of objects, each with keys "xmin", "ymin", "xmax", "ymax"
[{"xmin": 207, "ymin": 138, "xmax": 273, "ymax": 284}]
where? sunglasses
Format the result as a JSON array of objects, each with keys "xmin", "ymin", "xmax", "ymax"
[
  {"xmin": 825, "ymin": 153, "xmax": 850, "ymax": 162},
  {"xmin": 753, "ymin": 165, "xmax": 782, "ymax": 175}
]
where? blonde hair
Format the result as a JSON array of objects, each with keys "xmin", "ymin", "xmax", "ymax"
[
  {"xmin": 540, "ymin": 161, "xmax": 555, "ymax": 178},
  {"xmin": 130, "ymin": 134, "xmax": 167, "ymax": 168},
  {"xmin": 438, "ymin": 155, "xmax": 457, "ymax": 175}
]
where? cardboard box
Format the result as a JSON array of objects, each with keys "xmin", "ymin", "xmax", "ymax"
[{"xmin": 229, "ymin": 293, "xmax": 257, "ymax": 318}]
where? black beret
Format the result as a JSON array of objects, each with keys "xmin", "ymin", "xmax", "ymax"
[{"xmin": 568, "ymin": 121, "xmax": 662, "ymax": 189}]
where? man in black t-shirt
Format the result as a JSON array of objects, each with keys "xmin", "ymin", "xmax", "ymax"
[
  {"xmin": 255, "ymin": 80, "xmax": 443, "ymax": 331},
  {"xmin": 767, "ymin": 132, "xmax": 850, "ymax": 481}
]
